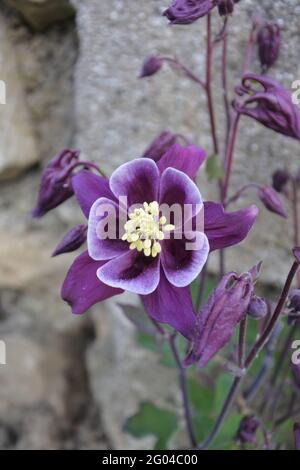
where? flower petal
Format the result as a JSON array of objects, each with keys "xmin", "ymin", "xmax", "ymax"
[
  {"xmin": 109, "ymin": 158, "xmax": 160, "ymax": 207},
  {"xmin": 61, "ymin": 251, "xmax": 123, "ymax": 314},
  {"xmin": 204, "ymin": 202, "xmax": 258, "ymax": 251},
  {"xmin": 161, "ymin": 232, "xmax": 209, "ymax": 287},
  {"xmin": 159, "ymin": 167, "xmax": 203, "ymax": 227},
  {"xmin": 157, "ymin": 144, "xmax": 206, "ymax": 178},
  {"xmin": 141, "ymin": 270, "xmax": 196, "ymax": 339},
  {"xmin": 97, "ymin": 250, "xmax": 160, "ymax": 295},
  {"xmin": 88, "ymin": 197, "xmax": 128, "ymax": 260},
  {"xmin": 72, "ymin": 170, "xmax": 115, "ymax": 218}
]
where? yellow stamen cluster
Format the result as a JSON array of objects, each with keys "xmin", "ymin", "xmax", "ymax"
[{"xmin": 122, "ymin": 201, "xmax": 175, "ymax": 257}]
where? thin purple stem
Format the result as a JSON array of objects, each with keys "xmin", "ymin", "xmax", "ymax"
[
  {"xmin": 196, "ymin": 259, "xmax": 209, "ymax": 313},
  {"xmin": 238, "ymin": 316, "xmax": 248, "ymax": 368},
  {"xmin": 206, "ymin": 13, "xmax": 219, "ymax": 156},
  {"xmin": 169, "ymin": 334, "xmax": 197, "ymax": 448},
  {"xmin": 222, "ymin": 113, "xmax": 240, "ymax": 202},
  {"xmin": 225, "ymin": 182, "xmax": 261, "ymax": 208},
  {"xmin": 161, "ymin": 57, "xmax": 206, "ymax": 90}
]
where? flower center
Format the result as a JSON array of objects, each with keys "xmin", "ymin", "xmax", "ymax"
[{"xmin": 122, "ymin": 201, "xmax": 175, "ymax": 257}]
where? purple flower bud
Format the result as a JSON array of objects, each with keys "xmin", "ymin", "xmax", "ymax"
[
  {"xmin": 31, "ymin": 148, "xmax": 80, "ymax": 218},
  {"xmin": 294, "ymin": 423, "xmax": 300, "ymax": 450},
  {"xmin": 291, "ymin": 362, "xmax": 300, "ymax": 390},
  {"xmin": 247, "ymin": 295, "xmax": 268, "ymax": 319},
  {"xmin": 234, "ymin": 74, "xmax": 300, "ymax": 140},
  {"xmin": 257, "ymin": 22, "xmax": 281, "ymax": 71},
  {"xmin": 257, "ymin": 186, "xmax": 287, "ymax": 218},
  {"xmin": 52, "ymin": 224, "xmax": 87, "ymax": 257},
  {"xmin": 185, "ymin": 271, "xmax": 253, "ymax": 367},
  {"xmin": 272, "ymin": 169, "xmax": 290, "ymax": 193},
  {"xmin": 163, "ymin": 0, "xmax": 215, "ymax": 25},
  {"xmin": 236, "ymin": 415, "xmax": 260, "ymax": 445},
  {"xmin": 293, "ymin": 247, "xmax": 300, "ymax": 264},
  {"xmin": 289, "ymin": 289, "xmax": 300, "ymax": 311},
  {"xmin": 143, "ymin": 131, "xmax": 179, "ymax": 162},
  {"xmin": 139, "ymin": 56, "xmax": 163, "ymax": 78},
  {"xmin": 217, "ymin": 0, "xmax": 234, "ymax": 16}
]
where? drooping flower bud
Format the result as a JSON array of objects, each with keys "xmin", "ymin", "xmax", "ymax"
[
  {"xmin": 31, "ymin": 148, "xmax": 80, "ymax": 218},
  {"xmin": 272, "ymin": 169, "xmax": 290, "ymax": 193},
  {"xmin": 257, "ymin": 186, "xmax": 287, "ymax": 218},
  {"xmin": 163, "ymin": 0, "xmax": 215, "ymax": 25},
  {"xmin": 294, "ymin": 423, "xmax": 300, "ymax": 450},
  {"xmin": 52, "ymin": 224, "xmax": 87, "ymax": 257},
  {"xmin": 143, "ymin": 131, "xmax": 179, "ymax": 162},
  {"xmin": 139, "ymin": 56, "xmax": 163, "ymax": 78},
  {"xmin": 236, "ymin": 415, "xmax": 260, "ymax": 445},
  {"xmin": 185, "ymin": 271, "xmax": 253, "ymax": 367},
  {"xmin": 234, "ymin": 74, "xmax": 300, "ymax": 140},
  {"xmin": 217, "ymin": 0, "xmax": 235, "ymax": 16},
  {"xmin": 257, "ymin": 22, "xmax": 281, "ymax": 71},
  {"xmin": 247, "ymin": 295, "xmax": 268, "ymax": 319}
]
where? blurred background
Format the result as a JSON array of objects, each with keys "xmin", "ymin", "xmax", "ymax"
[{"xmin": 0, "ymin": 0, "xmax": 299, "ymax": 449}]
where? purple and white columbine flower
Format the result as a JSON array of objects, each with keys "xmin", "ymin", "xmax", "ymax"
[{"xmin": 62, "ymin": 144, "xmax": 258, "ymax": 338}]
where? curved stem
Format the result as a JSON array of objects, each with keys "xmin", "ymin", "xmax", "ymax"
[
  {"xmin": 169, "ymin": 334, "xmax": 197, "ymax": 448},
  {"xmin": 238, "ymin": 316, "xmax": 248, "ymax": 368}
]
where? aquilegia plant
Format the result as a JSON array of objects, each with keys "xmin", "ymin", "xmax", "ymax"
[{"xmin": 32, "ymin": 2, "xmax": 300, "ymax": 450}]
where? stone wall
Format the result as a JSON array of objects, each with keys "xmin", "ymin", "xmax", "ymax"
[{"xmin": 0, "ymin": 0, "xmax": 299, "ymax": 449}]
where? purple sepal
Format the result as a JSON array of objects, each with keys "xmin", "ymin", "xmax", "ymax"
[{"xmin": 257, "ymin": 186, "xmax": 287, "ymax": 218}]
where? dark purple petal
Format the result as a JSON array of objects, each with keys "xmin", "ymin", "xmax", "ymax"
[
  {"xmin": 159, "ymin": 168, "xmax": 203, "ymax": 227},
  {"xmin": 72, "ymin": 170, "xmax": 115, "ymax": 219},
  {"xmin": 204, "ymin": 202, "xmax": 258, "ymax": 251},
  {"xmin": 109, "ymin": 158, "xmax": 160, "ymax": 207},
  {"xmin": 161, "ymin": 232, "xmax": 209, "ymax": 287},
  {"xmin": 163, "ymin": 0, "xmax": 215, "ymax": 25},
  {"xmin": 157, "ymin": 144, "xmax": 206, "ymax": 179},
  {"xmin": 61, "ymin": 251, "xmax": 123, "ymax": 314},
  {"xmin": 88, "ymin": 197, "xmax": 128, "ymax": 260},
  {"xmin": 141, "ymin": 269, "xmax": 196, "ymax": 339},
  {"xmin": 291, "ymin": 362, "xmax": 300, "ymax": 390},
  {"xmin": 97, "ymin": 250, "xmax": 160, "ymax": 295},
  {"xmin": 185, "ymin": 271, "xmax": 253, "ymax": 367},
  {"xmin": 52, "ymin": 224, "xmax": 87, "ymax": 257}
]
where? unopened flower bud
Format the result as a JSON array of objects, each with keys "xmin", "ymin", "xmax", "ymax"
[
  {"xmin": 272, "ymin": 169, "xmax": 290, "ymax": 193},
  {"xmin": 139, "ymin": 56, "xmax": 163, "ymax": 78},
  {"xmin": 218, "ymin": 0, "xmax": 234, "ymax": 16},
  {"xmin": 257, "ymin": 186, "xmax": 287, "ymax": 218},
  {"xmin": 236, "ymin": 415, "xmax": 260, "ymax": 445},
  {"xmin": 31, "ymin": 148, "xmax": 80, "ymax": 218},
  {"xmin": 143, "ymin": 131, "xmax": 179, "ymax": 162},
  {"xmin": 185, "ymin": 271, "xmax": 253, "ymax": 367},
  {"xmin": 257, "ymin": 22, "xmax": 281, "ymax": 71},
  {"xmin": 247, "ymin": 295, "xmax": 268, "ymax": 319},
  {"xmin": 234, "ymin": 74, "xmax": 300, "ymax": 140},
  {"xmin": 52, "ymin": 224, "xmax": 87, "ymax": 257}
]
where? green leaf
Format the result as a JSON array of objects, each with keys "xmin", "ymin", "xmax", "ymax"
[
  {"xmin": 124, "ymin": 402, "xmax": 178, "ymax": 450},
  {"xmin": 205, "ymin": 154, "xmax": 224, "ymax": 181}
]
